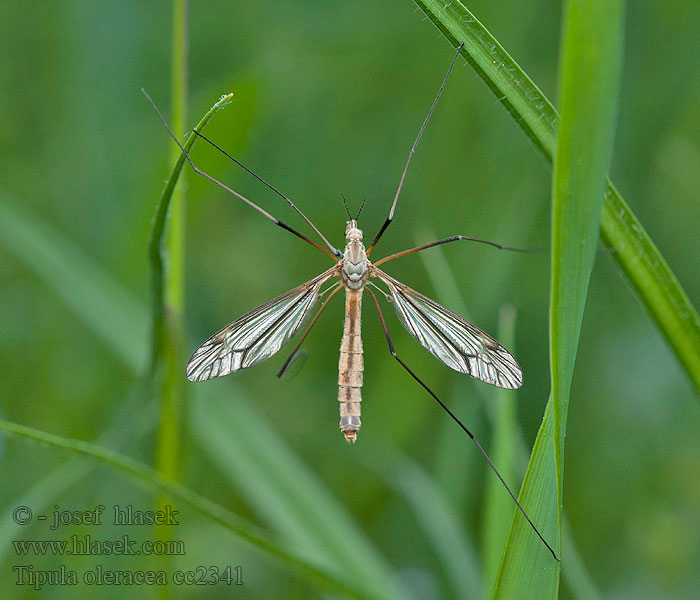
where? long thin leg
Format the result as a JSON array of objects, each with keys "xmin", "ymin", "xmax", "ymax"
[
  {"xmin": 366, "ymin": 287, "xmax": 560, "ymax": 562},
  {"xmin": 373, "ymin": 235, "xmax": 538, "ymax": 266},
  {"xmin": 193, "ymin": 130, "xmax": 341, "ymax": 259},
  {"xmin": 142, "ymin": 89, "xmax": 339, "ymax": 262},
  {"xmin": 366, "ymin": 43, "xmax": 464, "ymax": 256},
  {"xmin": 277, "ymin": 283, "xmax": 343, "ymax": 378},
  {"xmin": 372, "ymin": 235, "xmax": 615, "ymax": 266}
]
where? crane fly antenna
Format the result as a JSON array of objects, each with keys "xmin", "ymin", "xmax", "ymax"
[
  {"xmin": 341, "ymin": 193, "xmax": 352, "ymax": 220},
  {"xmin": 192, "ymin": 129, "xmax": 341, "ymax": 258},
  {"xmin": 142, "ymin": 89, "xmax": 338, "ymax": 262},
  {"xmin": 367, "ymin": 42, "xmax": 464, "ymax": 256},
  {"xmin": 365, "ymin": 287, "xmax": 560, "ymax": 562},
  {"xmin": 355, "ymin": 194, "xmax": 368, "ymax": 221},
  {"xmin": 341, "ymin": 193, "xmax": 367, "ymax": 222}
]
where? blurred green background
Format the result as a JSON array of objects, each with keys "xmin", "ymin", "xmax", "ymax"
[{"xmin": 1, "ymin": 1, "xmax": 699, "ymax": 598}]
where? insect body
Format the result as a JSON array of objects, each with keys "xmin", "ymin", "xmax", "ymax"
[
  {"xmin": 185, "ymin": 219, "xmax": 522, "ymax": 443},
  {"xmin": 147, "ymin": 42, "xmax": 558, "ymax": 560},
  {"xmin": 337, "ymin": 222, "xmax": 368, "ymax": 442}
]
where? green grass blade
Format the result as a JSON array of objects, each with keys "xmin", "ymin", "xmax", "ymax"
[
  {"xmin": 153, "ymin": 9, "xmax": 190, "ymax": 591},
  {"xmin": 550, "ymin": 0, "xmax": 625, "ymax": 494},
  {"xmin": 492, "ymin": 396, "xmax": 560, "ymax": 597},
  {"xmin": 494, "ymin": 1, "xmax": 624, "ymax": 597},
  {"xmin": 148, "ymin": 91, "xmax": 233, "ymax": 370},
  {"xmin": 0, "ymin": 384, "xmax": 158, "ymax": 564},
  {"xmin": 147, "ymin": 82, "xmax": 230, "ymax": 487},
  {"xmin": 492, "ymin": 398, "xmax": 559, "ymax": 599},
  {"xmin": 412, "ymin": 0, "xmax": 700, "ymax": 393},
  {"xmin": 164, "ymin": 0, "xmax": 189, "ymax": 317},
  {"xmin": 0, "ymin": 417, "xmax": 374, "ymax": 599}
]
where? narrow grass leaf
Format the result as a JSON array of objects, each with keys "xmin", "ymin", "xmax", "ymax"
[
  {"xmin": 152, "ymin": 7, "xmax": 192, "ymax": 572},
  {"xmin": 0, "ymin": 418, "xmax": 374, "ymax": 599},
  {"xmin": 148, "ymin": 91, "xmax": 233, "ymax": 368},
  {"xmin": 550, "ymin": 0, "xmax": 625, "ymax": 495}
]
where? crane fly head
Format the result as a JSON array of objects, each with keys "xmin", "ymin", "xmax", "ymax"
[{"xmin": 345, "ymin": 220, "xmax": 363, "ymax": 242}]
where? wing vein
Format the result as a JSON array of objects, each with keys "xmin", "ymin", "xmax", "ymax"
[
  {"xmin": 186, "ymin": 266, "xmax": 339, "ymax": 381},
  {"xmin": 371, "ymin": 266, "xmax": 522, "ymax": 389}
]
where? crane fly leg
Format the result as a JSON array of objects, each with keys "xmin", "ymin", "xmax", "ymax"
[{"xmin": 365, "ymin": 287, "xmax": 560, "ymax": 562}]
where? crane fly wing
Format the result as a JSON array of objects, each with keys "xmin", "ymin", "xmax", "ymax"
[
  {"xmin": 186, "ymin": 266, "xmax": 339, "ymax": 382},
  {"xmin": 371, "ymin": 267, "xmax": 522, "ymax": 389}
]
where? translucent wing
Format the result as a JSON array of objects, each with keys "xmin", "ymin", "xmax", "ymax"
[
  {"xmin": 372, "ymin": 267, "xmax": 522, "ymax": 389},
  {"xmin": 186, "ymin": 266, "xmax": 339, "ymax": 382}
]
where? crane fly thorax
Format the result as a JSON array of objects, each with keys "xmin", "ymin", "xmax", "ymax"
[{"xmin": 341, "ymin": 221, "xmax": 369, "ymax": 290}]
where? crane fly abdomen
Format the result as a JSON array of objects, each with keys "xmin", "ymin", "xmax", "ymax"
[{"xmin": 338, "ymin": 289, "xmax": 363, "ymax": 443}]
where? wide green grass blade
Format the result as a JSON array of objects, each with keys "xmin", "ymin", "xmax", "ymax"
[
  {"xmin": 492, "ymin": 397, "xmax": 560, "ymax": 597},
  {"xmin": 550, "ymin": 0, "xmax": 625, "ymax": 496},
  {"xmin": 412, "ymin": 0, "xmax": 700, "ymax": 393},
  {"xmin": 494, "ymin": 1, "xmax": 624, "ymax": 597}
]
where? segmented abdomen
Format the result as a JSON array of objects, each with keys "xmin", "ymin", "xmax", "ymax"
[{"xmin": 338, "ymin": 289, "xmax": 363, "ymax": 443}]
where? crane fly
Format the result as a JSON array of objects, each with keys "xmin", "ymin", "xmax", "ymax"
[
  {"xmin": 185, "ymin": 221, "xmax": 522, "ymax": 442},
  {"xmin": 143, "ymin": 43, "xmax": 559, "ymax": 562}
]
